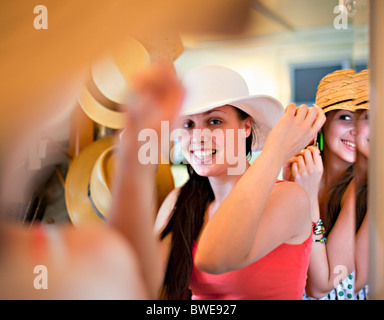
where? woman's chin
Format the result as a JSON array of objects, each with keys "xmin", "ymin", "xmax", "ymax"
[{"xmin": 190, "ymin": 163, "xmax": 226, "ymax": 177}]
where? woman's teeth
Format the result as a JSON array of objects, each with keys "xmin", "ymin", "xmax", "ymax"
[
  {"xmin": 193, "ymin": 150, "xmax": 217, "ymax": 159},
  {"xmin": 343, "ymin": 140, "xmax": 356, "ymax": 148}
]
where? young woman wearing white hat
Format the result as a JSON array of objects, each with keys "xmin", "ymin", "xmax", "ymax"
[{"xmin": 155, "ymin": 65, "xmax": 325, "ymax": 300}]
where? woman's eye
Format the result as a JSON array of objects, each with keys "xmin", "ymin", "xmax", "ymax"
[
  {"xmin": 340, "ymin": 114, "xmax": 352, "ymax": 121},
  {"xmin": 184, "ymin": 121, "xmax": 194, "ymax": 129},
  {"xmin": 209, "ymin": 119, "xmax": 222, "ymax": 125}
]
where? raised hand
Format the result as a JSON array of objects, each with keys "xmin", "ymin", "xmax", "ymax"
[
  {"xmin": 127, "ymin": 64, "xmax": 185, "ymax": 134},
  {"xmin": 264, "ymin": 104, "xmax": 326, "ymax": 163},
  {"xmin": 118, "ymin": 64, "xmax": 185, "ymax": 161},
  {"xmin": 293, "ymin": 146, "xmax": 323, "ymax": 194}
]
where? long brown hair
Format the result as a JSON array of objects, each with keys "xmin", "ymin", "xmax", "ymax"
[
  {"xmin": 160, "ymin": 107, "xmax": 255, "ymax": 300},
  {"xmin": 324, "ymin": 164, "xmax": 354, "ymax": 237},
  {"xmin": 320, "ymin": 111, "xmax": 356, "ymax": 236},
  {"xmin": 356, "ymin": 180, "xmax": 367, "ymax": 233}
]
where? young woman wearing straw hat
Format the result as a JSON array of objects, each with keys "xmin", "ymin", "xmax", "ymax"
[
  {"xmin": 155, "ymin": 65, "xmax": 325, "ymax": 300},
  {"xmin": 284, "ymin": 69, "xmax": 365, "ymax": 299}
]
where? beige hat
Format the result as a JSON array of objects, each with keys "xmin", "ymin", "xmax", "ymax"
[
  {"xmin": 315, "ymin": 69, "xmax": 357, "ymax": 114},
  {"xmin": 354, "ymin": 69, "xmax": 370, "ymax": 110},
  {"xmin": 65, "ymin": 137, "xmax": 175, "ymax": 226},
  {"xmin": 179, "ymin": 65, "xmax": 284, "ymax": 151},
  {"xmin": 77, "ymin": 37, "xmax": 151, "ymax": 129}
]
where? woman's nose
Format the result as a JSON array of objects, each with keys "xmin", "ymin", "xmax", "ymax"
[{"xmin": 191, "ymin": 125, "xmax": 212, "ymax": 145}]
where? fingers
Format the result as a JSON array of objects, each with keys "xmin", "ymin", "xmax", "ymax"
[
  {"xmin": 296, "ymin": 155, "xmax": 306, "ymax": 174},
  {"xmin": 291, "ymin": 146, "xmax": 323, "ymax": 178},
  {"xmin": 303, "ymin": 149, "xmax": 314, "ymax": 170},
  {"xmin": 307, "ymin": 145, "xmax": 323, "ymax": 170},
  {"xmin": 310, "ymin": 105, "xmax": 326, "ymax": 133},
  {"xmin": 120, "ymin": 64, "xmax": 185, "ymax": 133},
  {"xmin": 292, "ymin": 162, "xmax": 299, "ymax": 178},
  {"xmin": 294, "ymin": 104, "xmax": 309, "ymax": 122},
  {"xmin": 296, "ymin": 104, "xmax": 326, "ymax": 131},
  {"xmin": 285, "ymin": 103, "xmax": 297, "ymax": 116}
]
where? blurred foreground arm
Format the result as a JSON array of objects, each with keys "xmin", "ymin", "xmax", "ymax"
[{"xmin": 107, "ymin": 65, "xmax": 184, "ymax": 299}]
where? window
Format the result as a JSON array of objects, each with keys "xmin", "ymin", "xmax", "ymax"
[{"xmin": 290, "ymin": 60, "xmax": 352, "ymax": 106}]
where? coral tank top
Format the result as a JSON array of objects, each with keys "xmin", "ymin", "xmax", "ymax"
[{"xmin": 190, "ymin": 234, "xmax": 312, "ymax": 300}]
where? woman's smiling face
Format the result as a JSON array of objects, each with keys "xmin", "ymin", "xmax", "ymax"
[
  {"xmin": 178, "ymin": 105, "xmax": 252, "ymax": 177},
  {"xmin": 322, "ymin": 109, "xmax": 356, "ymax": 164}
]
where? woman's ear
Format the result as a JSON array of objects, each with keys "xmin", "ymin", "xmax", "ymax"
[{"xmin": 243, "ymin": 116, "xmax": 253, "ymax": 138}]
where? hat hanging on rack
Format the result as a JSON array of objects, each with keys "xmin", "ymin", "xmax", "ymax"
[
  {"xmin": 77, "ymin": 37, "xmax": 151, "ymax": 129},
  {"xmin": 65, "ymin": 137, "xmax": 175, "ymax": 226}
]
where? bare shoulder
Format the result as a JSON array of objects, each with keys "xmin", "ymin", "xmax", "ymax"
[
  {"xmin": 271, "ymin": 181, "xmax": 310, "ymax": 208},
  {"xmin": 267, "ymin": 181, "xmax": 311, "ymax": 225},
  {"xmin": 154, "ymin": 187, "xmax": 181, "ymax": 235},
  {"xmin": 341, "ymin": 178, "xmax": 356, "ymax": 207}
]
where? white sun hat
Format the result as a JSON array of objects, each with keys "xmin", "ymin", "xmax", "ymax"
[{"xmin": 179, "ymin": 65, "xmax": 284, "ymax": 151}]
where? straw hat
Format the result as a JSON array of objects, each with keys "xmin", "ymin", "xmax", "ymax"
[
  {"xmin": 179, "ymin": 65, "xmax": 284, "ymax": 151},
  {"xmin": 77, "ymin": 37, "xmax": 151, "ymax": 129},
  {"xmin": 354, "ymin": 69, "xmax": 370, "ymax": 110},
  {"xmin": 65, "ymin": 137, "xmax": 174, "ymax": 226},
  {"xmin": 315, "ymin": 69, "xmax": 356, "ymax": 114}
]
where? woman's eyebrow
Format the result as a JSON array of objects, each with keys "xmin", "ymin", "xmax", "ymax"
[{"xmin": 203, "ymin": 109, "xmax": 226, "ymax": 116}]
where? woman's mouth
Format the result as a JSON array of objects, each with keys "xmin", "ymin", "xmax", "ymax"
[
  {"xmin": 190, "ymin": 149, "xmax": 217, "ymax": 163},
  {"xmin": 342, "ymin": 139, "xmax": 356, "ymax": 151}
]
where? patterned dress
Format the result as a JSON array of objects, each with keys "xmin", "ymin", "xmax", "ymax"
[{"xmin": 303, "ymin": 271, "xmax": 369, "ymax": 300}]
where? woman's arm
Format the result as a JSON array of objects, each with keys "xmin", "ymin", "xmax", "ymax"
[
  {"xmin": 305, "ymin": 180, "xmax": 356, "ymax": 298},
  {"xmin": 355, "ymin": 211, "xmax": 369, "ymax": 293},
  {"xmin": 284, "ymin": 146, "xmax": 356, "ymax": 298},
  {"xmin": 107, "ymin": 65, "xmax": 184, "ymax": 299},
  {"xmin": 195, "ymin": 104, "xmax": 326, "ymax": 274}
]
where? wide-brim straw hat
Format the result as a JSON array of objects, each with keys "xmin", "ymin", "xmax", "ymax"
[
  {"xmin": 179, "ymin": 65, "xmax": 284, "ymax": 151},
  {"xmin": 78, "ymin": 33, "xmax": 185, "ymax": 130},
  {"xmin": 354, "ymin": 69, "xmax": 370, "ymax": 110},
  {"xmin": 315, "ymin": 69, "xmax": 357, "ymax": 114},
  {"xmin": 65, "ymin": 137, "xmax": 175, "ymax": 226},
  {"xmin": 77, "ymin": 37, "xmax": 151, "ymax": 129}
]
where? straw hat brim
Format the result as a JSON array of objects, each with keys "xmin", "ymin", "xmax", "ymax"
[
  {"xmin": 180, "ymin": 94, "xmax": 284, "ymax": 151},
  {"xmin": 65, "ymin": 137, "xmax": 176, "ymax": 226},
  {"xmin": 78, "ymin": 86, "xmax": 126, "ymax": 129},
  {"xmin": 65, "ymin": 137, "xmax": 113, "ymax": 226},
  {"xmin": 322, "ymin": 101, "xmax": 357, "ymax": 114},
  {"xmin": 355, "ymin": 102, "xmax": 370, "ymax": 110}
]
